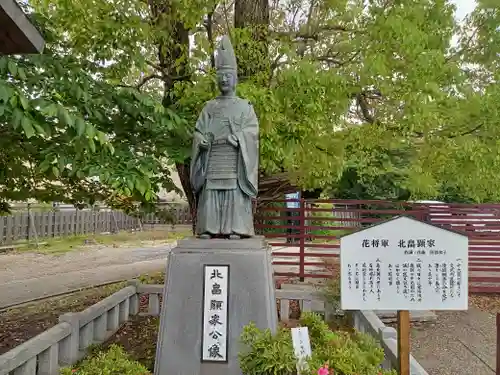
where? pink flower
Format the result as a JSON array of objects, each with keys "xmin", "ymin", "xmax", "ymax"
[{"xmin": 317, "ymin": 365, "xmax": 329, "ymax": 375}]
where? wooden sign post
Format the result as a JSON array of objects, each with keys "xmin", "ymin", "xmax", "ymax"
[
  {"xmin": 339, "ymin": 216, "xmax": 469, "ymax": 375},
  {"xmin": 496, "ymin": 313, "xmax": 500, "ymax": 375},
  {"xmin": 397, "ymin": 310, "xmax": 410, "ymax": 375}
]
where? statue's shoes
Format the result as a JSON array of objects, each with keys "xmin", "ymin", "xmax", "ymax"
[
  {"xmin": 199, "ymin": 233, "xmax": 212, "ymax": 239},
  {"xmin": 229, "ymin": 234, "xmax": 241, "ymax": 240}
]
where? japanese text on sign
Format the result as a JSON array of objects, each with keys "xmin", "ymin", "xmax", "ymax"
[
  {"xmin": 340, "ymin": 216, "xmax": 468, "ymax": 310},
  {"xmin": 201, "ymin": 265, "xmax": 229, "ymax": 362}
]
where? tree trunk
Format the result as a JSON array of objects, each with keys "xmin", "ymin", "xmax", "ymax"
[
  {"xmin": 234, "ymin": 0, "xmax": 278, "ymax": 202},
  {"xmin": 175, "ymin": 161, "xmax": 196, "ymax": 232},
  {"xmin": 234, "ymin": 0, "xmax": 269, "ymax": 28},
  {"xmin": 233, "ymin": 0, "xmax": 270, "ymax": 83},
  {"xmin": 149, "ymin": 1, "xmax": 195, "ymax": 229}
]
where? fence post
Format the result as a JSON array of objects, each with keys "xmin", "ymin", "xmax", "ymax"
[
  {"xmin": 51, "ymin": 210, "xmax": 56, "ymax": 237},
  {"xmin": 127, "ymin": 280, "xmax": 140, "ymax": 315},
  {"xmin": 25, "ymin": 204, "xmax": 30, "ymax": 242},
  {"xmin": 59, "ymin": 312, "xmax": 81, "ymax": 365},
  {"xmin": 299, "ymin": 198, "xmax": 305, "ymax": 282}
]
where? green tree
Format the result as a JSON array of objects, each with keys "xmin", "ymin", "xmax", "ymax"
[
  {"xmin": 0, "ymin": 2, "xmax": 188, "ymax": 212},
  {"xmin": 5, "ymin": 0, "xmax": 500, "ymax": 214},
  {"xmin": 0, "ymin": 49, "xmax": 184, "ymax": 212}
]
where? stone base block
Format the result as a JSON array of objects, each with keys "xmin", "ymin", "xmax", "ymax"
[{"xmin": 154, "ymin": 237, "xmax": 278, "ymax": 375}]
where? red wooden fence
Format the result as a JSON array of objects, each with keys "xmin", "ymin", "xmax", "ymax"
[{"xmin": 255, "ymin": 199, "xmax": 500, "ymax": 293}]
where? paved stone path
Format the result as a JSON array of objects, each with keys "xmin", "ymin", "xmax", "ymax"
[
  {"xmin": 411, "ymin": 308, "xmax": 496, "ymax": 375},
  {"xmin": 0, "ymin": 243, "xmax": 176, "ymax": 309}
]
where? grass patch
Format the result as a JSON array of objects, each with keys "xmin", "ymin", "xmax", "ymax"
[
  {"xmin": 103, "ymin": 316, "xmax": 159, "ymax": 371},
  {"xmin": 61, "ymin": 344, "xmax": 152, "ymax": 375},
  {"xmin": 13, "ymin": 228, "xmax": 191, "ymax": 255}
]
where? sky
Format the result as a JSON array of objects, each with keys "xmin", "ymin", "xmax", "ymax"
[{"xmin": 452, "ymin": 0, "xmax": 477, "ymax": 20}]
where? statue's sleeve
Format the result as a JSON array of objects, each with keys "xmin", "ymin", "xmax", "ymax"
[
  {"xmin": 235, "ymin": 104, "xmax": 259, "ymax": 198},
  {"xmin": 190, "ymin": 107, "xmax": 210, "ymax": 193}
]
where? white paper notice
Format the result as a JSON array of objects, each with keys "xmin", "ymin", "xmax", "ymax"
[
  {"xmin": 291, "ymin": 327, "xmax": 312, "ymax": 374},
  {"xmin": 201, "ymin": 265, "xmax": 229, "ymax": 362}
]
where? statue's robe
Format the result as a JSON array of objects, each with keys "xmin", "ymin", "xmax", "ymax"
[{"xmin": 190, "ymin": 95, "xmax": 259, "ymax": 237}]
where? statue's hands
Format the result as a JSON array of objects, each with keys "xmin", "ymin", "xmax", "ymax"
[
  {"xmin": 195, "ymin": 132, "xmax": 210, "ymax": 150},
  {"xmin": 199, "ymin": 138, "xmax": 209, "ymax": 149},
  {"xmin": 228, "ymin": 134, "xmax": 239, "ymax": 148}
]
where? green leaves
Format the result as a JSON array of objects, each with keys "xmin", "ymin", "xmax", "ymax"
[
  {"xmin": 59, "ymin": 344, "xmax": 151, "ymax": 375},
  {"xmin": 0, "ymin": 40, "xmax": 180, "ymax": 208},
  {"xmin": 4, "ymin": 0, "xmax": 499, "ymax": 209},
  {"xmin": 75, "ymin": 117, "xmax": 86, "ymax": 136},
  {"xmin": 7, "ymin": 60, "xmax": 17, "ymax": 77},
  {"xmin": 239, "ymin": 313, "xmax": 394, "ymax": 375},
  {"xmin": 57, "ymin": 106, "xmax": 73, "ymax": 127},
  {"xmin": 21, "ymin": 116, "xmax": 35, "ymax": 138}
]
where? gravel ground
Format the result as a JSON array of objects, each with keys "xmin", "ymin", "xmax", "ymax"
[
  {"xmin": 410, "ymin": 296, "xmax": 500, "ymax": 375},
  {"xmin": 0, "ymin": 242, "xmax": 176, "ymax": 308},
  {"xmin": 0, "ymin": 241, "xmax": 176, "ymax": 283}
]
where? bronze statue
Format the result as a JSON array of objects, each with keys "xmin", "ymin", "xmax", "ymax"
[{"xmin": 190, "ymin": 36, "xmax": 259, "ymax": 239}]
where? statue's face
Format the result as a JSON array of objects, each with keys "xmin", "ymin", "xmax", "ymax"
[{"xmin": 217, "ymin": 70, "xmax": 237, "ymax": 95}]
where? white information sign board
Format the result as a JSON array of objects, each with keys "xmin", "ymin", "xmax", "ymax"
[
  {"xmin": 340, "ymin": 216, "xmax": 468, "ymax": 311},
  {"xmin": 291, "ymin": 327, "xmax": 312, "ymax": 374},
  {"xmin": 201, "ymin": 265, "xmax": 229, "ymax": 362}
]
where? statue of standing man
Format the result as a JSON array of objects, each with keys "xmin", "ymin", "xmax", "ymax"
[{"xmin": 190, "ymin": 35, "xmax": 259, "ymax": 239}]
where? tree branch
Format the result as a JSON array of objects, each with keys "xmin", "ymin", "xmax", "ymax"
[
  {"xmin": 221, "ymin": 0, "xmax": 233, "ymax": 37},
  {"xmin": 273, "ymin": 24, "xmax": 353, "ymax": 42},
  {"xmin": 356, "ymin": 93, "xmax": 375, "ymax": 124},
  {"xmin": 171, "ymin": 73, "xmax": 192, "ymax": 82},
  {"xmin": 448, "ymin": 124, "xmax": 484, "ymax": 138},
  {"xmin": 306, "ymin": 0, "xmax": 317, "ymax": 28},
  {"xmin": 315, "ymin": 55, "xmax": 343, "ymax": 66},
  {"xmin": 146, "ymin": 60, "xmax": 163, "ymax": 72},
  {"xmin": 315, "ymin": 144, "xmax": 335, "ymax": 157},
  {"xmin": 445, "ymin": 20, "xmax": 485, "ymax": 64},
  {"xmin": 270, "ymin": 53, "xmax": 285, "ymax": 72},
  {"xmin": 137, "ymin": 74, "xmax": 162, "ymax": 89},
  {"xmin": 204, "ymin": 3, "xmax": 218, "ymax": 69},
  {"xmin": 315, "ymin": 51, "xmax": 361, "ymax": 67}
]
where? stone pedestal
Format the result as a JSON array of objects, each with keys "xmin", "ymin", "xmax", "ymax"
[{"xmin": 154, "ymin": 237, "xmax": 278, "ymax": 375}]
